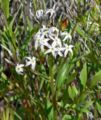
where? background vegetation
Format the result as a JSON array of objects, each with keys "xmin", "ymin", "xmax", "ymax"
[{"xmin": 0, "ymin": 0, "xmax": 101, "ymax": 119}]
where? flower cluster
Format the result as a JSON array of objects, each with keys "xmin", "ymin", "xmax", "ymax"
[
  {"xmin": 15, "ymin": 56, "xmax": 36, "ymax": 75},
  {"xmin": 15, "ymin": 26, "xmax": 73, "ymax": 75},
  {"xmin": 34, "ymin": 25, "xmax": 73, "ymax": 58},
  {"xmin": 36, "ymin": 8, "xmax": 55, "ymax": 20},
  {"xmin": 15, "ymin": 6, "xmax": 73, "ymax": 75}
]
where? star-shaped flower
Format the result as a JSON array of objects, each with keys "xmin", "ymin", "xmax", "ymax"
[
  {"xmin": 45, "ymin": 41, "xmax": 63, "ymax": 58},
  {"xmin": 25, "ymin": 56, "xmax": 36, "ymax": 71},
  {"xmin": 36, "ymin": 9, "xmax": 44, "ymax": 20},
  {"xmin": 15, "ymin": 64, "xmax": 24, "ymax": 75},
  {"xmin": 63, "ymin": 44, "xmax": 74, "ymax": 57},
  {"xmin": 34, "ymin": 26, "xmax": 48, "ymax": 50},
  {"xmin": 34, "ymin": 32, "xmax": 44, "ymax": 50},
  {"xmin": 48, "ymin": 27, "xmax": 59, "ymax": 37},
  {"xmin": 40, "ymin": 38, "xmax": 50, "ymax": 52},
  {"xmin": 45, "ymin": 8, "xmax": 55, "ymax": 18},
  {"xmin": 61, "ymin": 32, "xmax": 72, "ymax": 42}
]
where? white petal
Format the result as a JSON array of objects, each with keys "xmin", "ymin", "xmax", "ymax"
[
  {"xmin": 64, "ymin": 50, "xmax": 68, "ymax": 57},
  {"xmin": 45, "ymin": 49, "xmax": 52, "ymax": 54},
  {"xmin": 31, "ymin": 62, "xmax": 36, "ymax": 71},
  {"xmin": 15, "ymin": 64, "xmax": 24, "ymax": 75},
  {"xmin": 26, "ymin": 61, "xmax": 31, "ymax": 66},
  {"xmin": 32, "ymin": 56, "xmax": 36, "ymax": 60},
  {"xmin": 69, "ymin": 49, "xmax": 73, "ymax": 55},
  {"xmin": 25, "ymin": 57, "xmax": 31, "ymax": 60},
  {"xmin": 19, "ymin": 64, "xmax": 24, "ymax": 67},
  {"xmin": 36, "ymin": 9, "xmax": 44, "ymax": 19},
  {"xmin": 40, "ymin": 45, "xmax": 45, "ymax": 52},
  {"xmin": 45, "ymin": 9, "xmax": 55, "ymax": 18},
  {"xmin": 35, "ymin": 40, "xmax": 39, "ymax": 50},
  {"xmin": 58, "ymin": 51, "xmax": 63, "ymax": 57}
]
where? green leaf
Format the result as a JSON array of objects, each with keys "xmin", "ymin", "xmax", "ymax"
[
  {"xmin": 68, "ymin": 86, "xmax": 73, "ymax": 100},
  {"xmin": 46, "ymin": 100, "xmax": 54, "ymax": 120},
  {"xmin": 85, "ymin": 100, "xmax": 93, "ymax": 108},
  {"xmin": 76, "ymin": 25, "xmax": 86, "ymax": 39},
  {"xmin": 1, "ymin": 0, "xmax": 9, "ymax": 18},
  {"xmin": 14, "ymin": 111, "xmax": 22, "ymax": 120},
  {"xmin": 68, "ymin": 85, "xmax": 78, "ymax": 101},
  {"xmin": 62, "ymin": 115, "xmax": 72, "ymax": 120},
  {"xmin": 78, "ymin": 92, "xmax": 89, "ymax": 102},
  {"xmin": 56, "ymin": 58, "xmax": 73, "ymax": 89},
  {"xmin": 1, "ymin": 73, "xmax": 7, "ymax": 80},
  {"xmin": 66, "ymin": 72, "xmax": 77, "ymax": 84},
  {"xmin": 72, "ymin": 85, "xmax": 78, "ymax": 96},
  {"xmin": 80, "ymin": 63, "xmax": 87, "ymax": 87},
  {"xmin": 80, "ymin": 108, "xmax": 89, "ymax": 113},
  {"xmin": 96, "ymin": 102, "xmax": 101, "ymax": 115},
  {"xmin": 56, "ymin": 60, "xmax": 69, "ymax": 88},
  {"xmin": 90, "ymin": 70, "xmax": 101, "ymax": 87}
]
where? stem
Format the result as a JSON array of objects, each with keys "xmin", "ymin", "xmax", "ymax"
[
  {"xmin": 49, "ymin": 67, "xmax": 57, "ymax": 119},
  {"xmin": 71, "ymin": 22, "xmax": 78, "ymax": 36},
  {"xmin": 33, "ymin": 0, "xmax": 37, "ymax": 13}
]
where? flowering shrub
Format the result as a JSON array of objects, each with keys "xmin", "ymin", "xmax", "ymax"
[{"xmin": 0, "ymin": 0, "xmax": 101, "ymax": 119}]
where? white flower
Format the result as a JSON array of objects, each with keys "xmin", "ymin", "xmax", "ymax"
[
  {"xmin": 87, "ymin": 112, "xmax": 94, "ymax": 120},
  {"xmin": 34, "ymin": 25, "xmax": 48, "ymax": 50},
  {"xmin": 35, "ymin": 26, "xmax": 48, "ymax": 39},
  {"xmin": 55, "ymin": 47, "xmax": 64, "ymax": 57},
  {"xmin": 50, "ymin": 37, "xmax": 62, "ymax": 47},
  {"xmin": 45, "ymin": 9, "xmax": 55, "ymax": 18},
  {"xmin": 63, "ymin": 44, "xmax": 74, "ymax": 57},
  {"xmin": 40, "ymin": 25, "xmax": 48, "ymax": 33},
  {"xmin": 25, "ymin": 56, "xmax": 36, "ymax": 71},
  {"xmin": 45, "ymin": 42, "xmax": 56, "ymax": 58},
  {"xmin": 34, "ymin": 32, "xmax": 44, "ymax": 50},
  {"xmin": 45, "ymin": 41, "xmax": 63, "ymax": 58},
  {"xmin": 40, "ymin": 38, "xmax": 50, "ymax": 52},
  {"xmin": 36, "ymin": 9, "xmax": 44, "ymax": 20},
  {"xmin": 15, "ymin": 64, "xmax": 24, "ymax": 75},
  {"xmin": 61, "ymin": 32, "xmax": 72, "ymax": 42},
  {"xmin": 48, "ymin": 27, "xmax": 59, "ymax": 37}
]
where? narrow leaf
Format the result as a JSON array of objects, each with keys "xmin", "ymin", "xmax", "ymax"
[
  {"xmin": 62, "ymin": 115, "xmax": 72, "ymax": 120},
  {"xmin": 96, "ymin": 102, "xmax": 101, "ymax": 114},
  {"xmin": 1, "ymin": 0, "xmax": 9, "ymax": 18},
  {"xmin": 66, "ymin": 72, "xmax": 77, "ymax": 84},
  {"xmin": 80, "ymin": 63, "xmax": 87, "ymax": 87},
  {"xmin": 68, "ymin": 86, "xmax": 76, "ymax": 101},
  {"xmin": 56, "ymin": 59, "xmax": 69, "ymax": 88},
  {"xmin": 56, "ymin": 58, "xmax": 74, "ymax": 89},
  {"xmin": 90, "ymin": 70, "xmax": 101, "ymax": 87}
]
